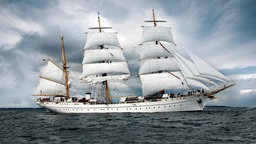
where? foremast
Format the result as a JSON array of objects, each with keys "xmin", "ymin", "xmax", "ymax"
[
  {"xmin": 139, "ymin": 9, "xmax": 234, "ymax": 97},
  {"xmin": 140, "ymin": 9, "xmax": 183, "ymax": 96}
]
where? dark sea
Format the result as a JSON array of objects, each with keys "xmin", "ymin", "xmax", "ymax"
[{"xmin": 0, "ymin": 107, "xmax": 255, "ymax": 144}]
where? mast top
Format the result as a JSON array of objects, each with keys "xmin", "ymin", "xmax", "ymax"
[
  {"xmin": 89, "ymin": 12, "xmax": 112, "ymax": 32},
  {"xmin": 144, "ymin": 9, "xmax": 166, "ymax": 27}
]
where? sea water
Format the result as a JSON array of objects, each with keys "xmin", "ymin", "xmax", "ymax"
[{"xmin": 0, "ymin": 107, "xmax": 255, "ymax": 144}]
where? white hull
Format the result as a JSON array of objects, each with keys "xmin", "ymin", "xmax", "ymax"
[{"xmin": 36, "ymin": 96, "xmax": 208, "ymax": 113}]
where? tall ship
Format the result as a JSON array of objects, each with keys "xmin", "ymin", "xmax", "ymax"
[{"xmin": 33, "ymin": 10, "xmax": 233, "ymax": 113}]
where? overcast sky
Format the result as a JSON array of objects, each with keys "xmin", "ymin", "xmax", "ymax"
[{"xmin": 0, "ymin": 0, "xmax": 256, "ymax": 108}]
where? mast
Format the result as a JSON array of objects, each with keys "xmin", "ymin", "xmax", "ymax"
[
  {"xmin": 145, "ymin": 9, "xmax": 166, "ymax": 27},
  {"xmin": 61, "ymin": 35, "xmax": 70, "ymax": 99},
  {"xmin": 141, "ymin": 9, "xmax": 233, "ymax": 96},
  {"xmin": 104, "ymin": 80, "xmax": 111, "ymax": 104},
  {"xmin": 140, "ymin": 9, "xmax": 181, "ymax": 96},
  {"xmin": 89, "ymin": 12, "xmax": 112, "ymax": 32},
  {"xmin": 82, "ymin": 12, "xmax": 130, "ymax": 104},
  {"xmin": 90, "ymin": 12, "xmax": 112, "ymax": 104}
]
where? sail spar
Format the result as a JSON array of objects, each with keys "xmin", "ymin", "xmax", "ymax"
[{"xmin": 34, "ymin": 60, "xmax": 66, "ymax": 96}]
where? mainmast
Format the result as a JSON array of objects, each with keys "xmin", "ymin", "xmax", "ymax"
[
  {"xmin": 90, "ymin": 12, "xmax": 112, "ymax": 104},
  {"xmin": 89, "ymin": 12, "xmax": 112, "ymax": 32},
  {"xmin": 61, "ymin": 35, "xmax": 70, "ymax": 99}
]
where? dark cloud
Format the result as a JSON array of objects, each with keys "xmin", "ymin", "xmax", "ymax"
[
  {"xmin": 0, "ymin": 0, "xmax": 255, "ymax": 107},
  {"xmin": 1, "ymin": 0, "xmax": 58, "ymax": 21}
]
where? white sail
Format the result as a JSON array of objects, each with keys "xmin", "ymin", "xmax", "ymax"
[
  {"xmin": 175, "ymin": 53, "xmax": 199, "ymax": 76},
  {"xmin": 82, "ymin": 62, "xmax": 130, "ymax": 78},
  {"xmin": 175, "ymin": 50, "xmax": 225, "ymax": 85},
  {"xmin": 83, "ymin": 49, "xmax": 126, "ymax": 64},
  {"xmin": 139, "ymin": 15, "xmax": 228, "ymax": 96},
  {"xmin": 185, "ymin": 48, "xmax": 230, "ymax": 81},
  {"xmin": 186, "ymin": 78, "xmax": 211, "ymax": 91},
  {"xmin": 140, "ymin": 72, "xmax": 188, "ymax": 96},
  {"xmin": 82, "ymin": 22, "xmax": 131, "ymax": 85},
  {"xmin": 174, "ymin": 54, "xmax": 214, "ymax": 89},
  {"xmin": 139, "ymin": 44, "xmax": 174, "ymax": 60},
  {"xmin": 84, "ymin": 32, "xmax": 120, "ymax": 49},
  {"xmin": 139, "ymin": 58, "xmax": 180, "ymax": 75},
  {"xmin": 34, "ymin": 60, "xmax": 65, "ymax": 95},
  {"xmin": 35, "ymin": 78, "xmax": 66, "ymax": 95},
  {"xmin": 42, "ymin": 60, "xmax": 64, "ymax": 84},
  {"xmin": 141, "ymin": 26, "xmax": 175, "ymax": 44}
]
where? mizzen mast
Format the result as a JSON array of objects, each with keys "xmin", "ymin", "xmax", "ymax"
[{"xmin": 61, "ymin": 35, "xmax": 70, "ymax": 99}]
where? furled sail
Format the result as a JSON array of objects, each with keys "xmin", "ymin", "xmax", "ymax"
[{"xmin": 34, "ymin": 60, "xmax": 66, "ymax": 96}]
